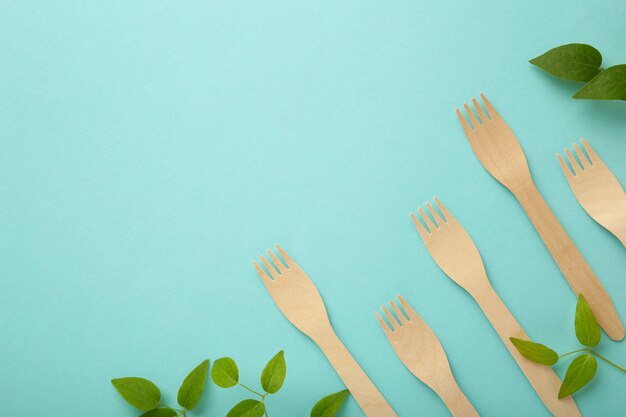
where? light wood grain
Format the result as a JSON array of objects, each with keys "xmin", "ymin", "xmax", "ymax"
[
  {"xmin": 456, "ymin": 94, "xmax": 624, "ymax": 341},
  {"xmin": 558, "ymin": 138, "xmax": 626, "ymax": 246},
  {"xmin": 254, "ymin": 245, "xmax": 397, "ymax": 417},
  {"xmin": 411, "ymin": 197, "xmax": 581, "ymax": 417},
  {"xmin": 376, "ymin": 295, "xmax": 479, "ymax": 417}
]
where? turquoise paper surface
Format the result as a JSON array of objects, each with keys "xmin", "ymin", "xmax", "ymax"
[{"xmin": 1, "ymin": 1, "xmax": 624, "ymax": 416}]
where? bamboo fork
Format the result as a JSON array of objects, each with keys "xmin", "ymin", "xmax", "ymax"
[
  {"xmin": 254, "ymin": 245, "xmax": 398, "ymax": 417},
  {"xmin": 456, "ymin": 94, "xmax": 624, "ymax": 341},
  {"xmin": 558, "ymin": 138, "xmax": 626, "ymax": 246},
  {"xmin": 411, "ymin": 198, "xmax": 581, "ymax": 417},
  {"xmin": 376, "ymin": 295, "xmax": 479, "ymax": 417}
]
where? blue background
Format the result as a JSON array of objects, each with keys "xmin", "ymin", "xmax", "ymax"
[{"xmin": 1, "ymin": 1, "xmax": 625, "ymax": 416}]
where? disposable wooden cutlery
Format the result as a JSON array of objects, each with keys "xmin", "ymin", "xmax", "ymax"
[
  {"xmin": 376, "ymin": 295, "xmax": 479, "ymax": 417},
  {"xmin": 254, "ymin": 245, "xmax": 398, "ymax": 417},
  {"xmin": 411, "ymin": 198, "xmax": 581, "ymax": 417},
  {"xmin": 558, "ymin": 138, "xmax": 626, "ymax": 246},
  {"xmin": 456, "ymin": 94, "xmax": 624, "ymax": 341}
]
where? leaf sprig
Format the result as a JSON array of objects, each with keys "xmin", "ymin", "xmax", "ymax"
[
  {"xmin": 511, "ymin": 295, "xmax": 625, "ymax": 398},
  {"xmin": 211, "ymin": 351, "xmax": 286, "ymax": 417},
  {"xmin": 112, "ymin": 352, "xmax": 350, "ymax": 417},
  {"xmin": 112, "ymin": 360, "xmax": 210, "ymax": 417},
  {"xmin": 530, "ymin": 43, "xmax": 626, "ymax": 100}
]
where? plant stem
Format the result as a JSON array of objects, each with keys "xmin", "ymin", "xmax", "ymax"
[
  {"xmin": 239, "ymin": 383, "xmax": 265, "ymax": 397},
  {"xmin": 590, "ymin": 351, "xmax": 626, "ymax": 372},
  {"xmin": 559, "ymin": 348, "xmax": 588, "ymax": 358},
  {"xmin": 238, "ymin": 384, "xmax": 270, "ymax": 415}
]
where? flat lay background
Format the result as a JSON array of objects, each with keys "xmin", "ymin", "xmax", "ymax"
[{"xmin": 1, "ymin": 1, "xmax": 625, "ymax": 416}]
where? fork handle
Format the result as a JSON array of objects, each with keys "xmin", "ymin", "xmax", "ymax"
[
  {"xmin": 514, "ymin": 181, "xmax": 624, "ymax": 341},
  {"xmin": 432, "ymin": 376, "xmax": 479, "ymax": 417},
  {"xmin": 315, "ymin": 331, "xmax": 398, "ymax": 417},
  {"xmin": 474, "ymin": 284, "xmax": 581, "ymax": 417}
]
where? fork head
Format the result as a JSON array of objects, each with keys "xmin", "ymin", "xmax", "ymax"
[
  {"xmin": 254, "ymin": 245, "xmax": 331, "ymax": 338},
  {"xmin": 410, "ymin": 197, "xmax": 488, "ymax": 293},
  {"xmin": 557, "ymin": 138, "xmax": 626, "ymax": 239},
  {"xmin": 456, "ymin": 94, "xmax": 532, "ymax": 192},
  {"xmin": 375, "ymin": 295, "xmax": 451, "ymax": 385}
]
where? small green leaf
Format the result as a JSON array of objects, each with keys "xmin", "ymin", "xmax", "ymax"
[
  {"xmin": 510, "ymin": 338, "xmax": 559, "ymax": 365},
  {"xmin": 574, "ymin": 295, "xmax": 601, "ymax": 347},
  {"xmin": 226, "ymin": 399, "xmax": 266, "ymax": 417},
  {"xmin": 310, "ymin": 389, "xmax": 350, "ymax": 417},
  {"xmin": 177, "ymin": 359, "xmax": 210, "ymax": 410},
  {"xmin": 559, "ymin": 354, "xmax": 597, "ymax": 398},
  {"xmin": 530, "ymin": 43, "xmax": 602, "ymax": 82},
  {"xmin": 140, "ymin": 408, "xmax": 177, "ymax": 417},
  {"xmin": 111, "ymin": 377, "xmax": 161, "ymax": 411},
  {"xmin": 260, "ymin": 351, "xmax": 286, "ymax": 394},
  {"xmin": 211, "ymin": 357, "xmax": 239, "ymax": 388},
  {"xmin": 573, "ymin": 65, "xmax": 626, "ymax": 100}
]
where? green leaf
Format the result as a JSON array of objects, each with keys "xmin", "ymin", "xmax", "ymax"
[
  {"xmin": 140, "ymin": 408, "xmax": 177, "ymax": 417},
  {"xmin": 510, "ymin": 338, "xmax": 559, "ymax": 365},
  {"xmin": 211, "ymin": 357, "xmax": 239, "ymax": 388},
  {"xmin": 559, "ymin": 354, "xmax": 597, "ymax": 398},
  {"xmin": 573, "ymin": 65, "xmax": 626, "ymax": 100},
  {"xmin": 310, "ymin": 389, "xmax": 350, "ymax": 417},
  {"xmin": 530, "ymin": 43, "xmax": 602, "ymax": 82},
  {"xmin": 574, "ymin": 295, "xmax": 601, "ymax": 347},
  {"xmin": 177, "ymin": 359, "xmax": 210, "ymax": 410},
  {"xmin": 260, "ymin": 351, "xmax": 286, "ymax": 394},
  {"xmin": 225, "ymin": 399, "xmax": 266, "ymax": 417},
  {"xmin": 111, "ymin": 377, "xmax": 161, "ymax": 411}
]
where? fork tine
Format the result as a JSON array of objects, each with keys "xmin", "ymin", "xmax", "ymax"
[
  {"xmin": 456, "ymin": 108, "xmax": 475, "ymax": 140},
  {"xmin": 268, "ymin": 250, "xmax": 284, "ymax": 273},
  {"xmin": 557, "ymin": 154, "xmax": 574, "ymax": 179},
  {"xmin": 472, "ymin": 97, "xmax": 488, "ymax": 122},
  {"xmin": 390, "ymin": 301, "xmax": 407, "ymax": 325},
  {"xmin": 397, "ymin": 295, "xmax": 419, "ymax": 321},
  {"xmin": 260, "ymin": 255, "xmax": 280, "ymax": 278},
  {"xmin": 433, "ymin": 197, "xmax": 452, "ymax": 222},
  {"xmin": 275, "ymin": 244, "xmax": 293, "ymax": 267},
  {"xmin": 581, "ymin": 138, "xmax": 599, "ymax": 164},
  {"xmin": 425, "ymin": 202, "xmax": 444, "ymax": 225},
  {"xmin": 382, "ymin": 305, "xmax": 400, "ymax": 330},
  {"xmin": 418, "ymin": 207, "xmax": 437, "ymax": 230},
  {"xmin": 565, "ymin": 148, "xmax": 581, "ymax": 174},
  {"xmin": 375, "ymin": 311, "xmax": 393, "ymax": 336},
  {"xmin": 573, "ymin": 143, "xmax": 590, "ymax": 169},
  {"xmin": 253, "ymin": 261, "xmax": 273, "ymax": 285},
  {"xmin": 463, "ymin": 102, "xmax": 480, "ymax": 129},
  {"xmin": 480, "ymin": 93, "xmax": 500, "ymax": 120},
  {"xmin": 410, "ymin": 212, "xmax": 430, "ymax": 240}
]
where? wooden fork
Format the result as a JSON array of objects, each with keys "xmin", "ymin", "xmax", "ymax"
[
  {"xmin": 376, "ymin": 295, "xmax": 479, "ymax": 417},
  {"xmin": 254, "ymin": 245, "xmax": 398, "ymax": 417},
  {"xmin": 558, "ymin": 138, "xmax": 626, "ymax": 246},
  {"xmin": 411, "ymin": 198, "xmax": 581, "ymax": 417},
  {"xmin": 456, "ymin": 94, "xmax": 624, "ymax": 341}
]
